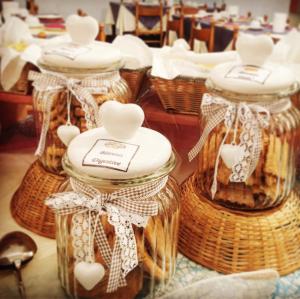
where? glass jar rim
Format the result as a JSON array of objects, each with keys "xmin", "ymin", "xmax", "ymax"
[
  {"xmin": 37, "ymin": 59, "xmax": 124, "ymax": 76},
  {"xmin": 62, "ymin": 152, "xmax": 176, "ymax": 188},
  {"xmin": 206, "ymin": 78, "xmax": 299, "ymax": 103}
]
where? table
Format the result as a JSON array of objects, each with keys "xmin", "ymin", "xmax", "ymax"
[
  {"xmin": 1, "ymin": 94, "xmax": 300, "ymax": 298},
  {"xmin": 140, "ymin": 92, "xmax": 199, "ymax": 185},
  {"xmin": 105, "ymin": 1, "xmax": 169, "ymax": 35},
  {"xmin": 181, "ymin": 15, "xmax": 295, "ymax": 52},
  {"xmin": 0, "ymin": 92, "xmax": 32, "ymax": 130}
]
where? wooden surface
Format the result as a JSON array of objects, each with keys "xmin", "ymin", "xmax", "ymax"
[
  {"xmin": 0, "ymin": 93, "xmax": 33, "ymax": 130},
  {"xmin": 140, "ymin": 92, "xmax": 200, "ymax": 185},
  {"xmin": 0, "ymin": 92, "xmax": 32, "ymax": 105}
]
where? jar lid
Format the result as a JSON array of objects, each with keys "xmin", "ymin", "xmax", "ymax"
[
  {"xmin": 39, "ymin": 15, "xmax": 122, "ymax": 71},
  {"xmin": 66, "ymin": 101, "xmax": 173, "ymax": 180},
  {"xmin": 209, "ymin": 34, "xmax": 298, "ymax": 96}
]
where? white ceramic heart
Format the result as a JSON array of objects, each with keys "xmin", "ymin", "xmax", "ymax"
[
  {"xmin": 220, "ymin": 144, "xmax": 244, "ymax": 169},
  {"xmin": 99, "ymin": 101, "xmax": 145, "ymax": 140},
  {"xmin": 57, "ymin": 124, "xmax": 80, "ymax": 146},
  {"xmin": 236, "ymin": 34, "xmax": 274, "ymax": 66},
  {"xmin": 74, "ymin": 262, "xmax": 105, "ymax": 291},
  {"xmin": 66, "ymin": 14, "xmax": 99, "ymax": 45}
]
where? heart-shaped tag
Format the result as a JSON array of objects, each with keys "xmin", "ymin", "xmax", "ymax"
[
  {"xmin": 220, "ymin": 144, "xmax": 244, "ymax": 169},
  {"xmin": 57, "ymin": 124, "xmax": 80, "ymax": 146},
  {"xmin": 66, "ymin": 15, "xmax": 99, "ymax": 45},
  {"xmin": 236, "ymin": 34, "xmax": 274, "ymax": 66},
  {"xmin": 74, "ymin": 261, "xmax": 105, "ymax": 291},
  {"xmin": 99, "ymin": 101, "xmax": 144, "ymax": 140}
]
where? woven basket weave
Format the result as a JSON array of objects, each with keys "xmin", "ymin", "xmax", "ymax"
[
  {"xmin": 150, "ymin": 74, "xmax": 207, "ymax": 115},
  {"xmin": 120, "ymin": 67, "xmax": 150, "ymax": 102},
  {"xmin": 11, "ymin": 160, "xmax": 66, "ymax": 238},
  {"xmin": 179, "ymin": 176, "xmax": 300, "ymax": 275}
]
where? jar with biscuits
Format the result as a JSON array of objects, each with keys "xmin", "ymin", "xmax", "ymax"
[
  {"xmin": 46, "ymin": 101, "xmax": 180, "ymax": 298},
  {"xmin": 30, "ymin": 15, "xmax": 130, "ymax": 174},
  {"xmin": 189, "ymin": 35, "xmax": 300, "ymax": 210}
]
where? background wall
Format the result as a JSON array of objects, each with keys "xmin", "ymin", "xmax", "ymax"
[{"xmin": 16, "ymin": 0, "xmax": 292, "ymax": 22}]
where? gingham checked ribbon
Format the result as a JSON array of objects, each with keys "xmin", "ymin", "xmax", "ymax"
[
  {"xmin": 28, "ymin": 70, "xmax": 114, "ymax": 156},
  {"xmin": 188, "ymin": 93, "xmax": 291, "ymax": 198},
  {"xmin": 46, "ymin": 176, "xmax": 168, "ymax": 292}
]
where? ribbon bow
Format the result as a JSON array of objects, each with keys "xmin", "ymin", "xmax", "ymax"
[
  {"xmin": 189, "ymin": 93, "xmax": 291, "ymax": 198},
  {"xmin": 29, "ymin": 71, "xmax": 119, "ymax": 156},
  {"xmin": 46, "ymin": 176, "xmax": 168, "ymax": 292}
]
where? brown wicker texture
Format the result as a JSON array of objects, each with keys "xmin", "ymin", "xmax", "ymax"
[
  {"xmin": 120, "ymin": 67, "xmax": 150, "ymax": 102},
  {"xmin": 11, "ymin": 160, "xmax": 66, "ymax": 239},
  {"xmin": 0, "ymin": 63, "xmax": 39, "ymax": 95},
  {"xmin": 179, "ymin": 176, "xmax": 300, "ymax": 275},
  {"xmin": 150, "ymin": 75, "xmax": 207, "ymax": 115}
]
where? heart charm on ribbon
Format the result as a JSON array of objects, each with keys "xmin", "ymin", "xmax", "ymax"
[
  {"xmin": 57, "ymin": 124, "xmax": 80, "ymax": 146},
  {"xmin": 74, "ymin": 261, "xmax": 105, "ymax": 291},
  {"xmin": 220, "ymin": 144, "xmax": 245, "ymax": 169}
]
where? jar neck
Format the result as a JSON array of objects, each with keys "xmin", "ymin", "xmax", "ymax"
[
  {"xmin": 206, "ymin": 78, "xmax": 299, "ymax": 104},
  {"xmin": 62, "ymin": 152, "xmax": 176, "ymax": 191},
  {"xmin": 38, "ymin": 60, "xmax": 122, "ymax": 80}
]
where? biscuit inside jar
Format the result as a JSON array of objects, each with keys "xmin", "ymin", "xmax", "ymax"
[{"xmin": 195, "ymin": 107, "xmax": 300, "ymax": 210}]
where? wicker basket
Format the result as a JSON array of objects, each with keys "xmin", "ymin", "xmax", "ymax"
[
  {"xmin": 150, "ymin": 74, "xmax": 207, "ymax": 115},
  {"xmin": 11, "ymin": 160, "xmax": 66, "ymax": 239},
  {"xmin": 120, "ymin": 67, "xmax": 150, "ymax": 102},
  {"xmin": 0, "ymin": 63, "xmax": 39, "ymax": 95},
  {"xmin": 179, "ymin": 176, "xmax": 300, "ymax": 275}
]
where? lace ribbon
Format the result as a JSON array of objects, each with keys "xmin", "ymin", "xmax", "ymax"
[
  {"xmin": 188, "ymin": 93, "xmax": 291, "ymax": 198},
  {"xmin": 46, "ymin": 176, "xmax": 168, "ymax": 293},
  {"xmin": 29, "ymin": 71, "xmax": 120, "ymax": 156}
]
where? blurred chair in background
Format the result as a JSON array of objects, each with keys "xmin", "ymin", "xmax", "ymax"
[
  {"xmin": 190, "ymin": 18, "xmax": 215, "ymax": 52},
  {"xmin": 135, "ymin": 0, "xmax": 164, "ymax": 46},
  {"xmin": 165, "ymin": 8, "xmax": 183, "ymax": 45}
]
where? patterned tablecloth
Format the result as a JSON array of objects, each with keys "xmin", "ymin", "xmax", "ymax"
[{"xmin": 164, "ymin": 254, "xmax": 300, "ymax": 299}]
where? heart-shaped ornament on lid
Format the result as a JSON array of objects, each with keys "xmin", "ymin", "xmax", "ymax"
[
  {"xmin": 66, "ymin": 14, "xmax": 99, "ymax": 45},
  {"xmin": 220, "ymin": 144, "xmax": 245, "ymax": 169},
  {"xmin": 236, "ymin": 33, "xmax": 274, "ymax": 66},
  {"xmin": 99, "ymin": 101, "xmax": 145, "ymax": 140},
  {"xmin": 74, "ymin": 261, "xmax": 105, "ymax": 291}
]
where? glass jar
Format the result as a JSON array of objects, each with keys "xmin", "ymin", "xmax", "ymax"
[
  {"xmin": 54, "ymin": 153, "xmax": 180, "ymax": 299},
  {"xmin": 193, "ymin": 79, "xmax": 300, "ymax": 210},
  {"xmin": 32, "ymin": 63, "xmax": 131, "ymax": 174},
  {"xmin": 291, "ymin": 89, "xmax": 300, "ymax": 180}
]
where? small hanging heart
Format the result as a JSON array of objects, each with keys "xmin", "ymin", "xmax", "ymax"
[
  {"xmin": 74, "ymin": 261, "xmax": 105, "ymax": 291},
  {"xmin": 57, "ymin": 124, "xmax": 80, "ymax": 146},
  {"xmin": 99, "ymin": 101, "xmax": 144, "ymax": 140},
  {"xmin": 220, "ymin": 144, "xmax": 245, "ymax": 169}
]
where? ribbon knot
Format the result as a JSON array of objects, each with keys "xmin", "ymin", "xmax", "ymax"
[
  {"xmin": 66, "ymin": 78, "xmax": 81, "ymax": 89},
  {"xmin": 46, "ymin": 176, "xmax": 168, "ymax": 293},
  {"xmin": 189, "ymin": 93, "xmax": 291, "ymax": 198},
  {"xmin": 85, "ymin": 195, "xmax": 106, "ymax": 211}
]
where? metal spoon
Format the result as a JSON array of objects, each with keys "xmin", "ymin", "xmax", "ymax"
[{"xmin": 0, "ymin": 231, "xmax": 38, "ymax": 299}]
